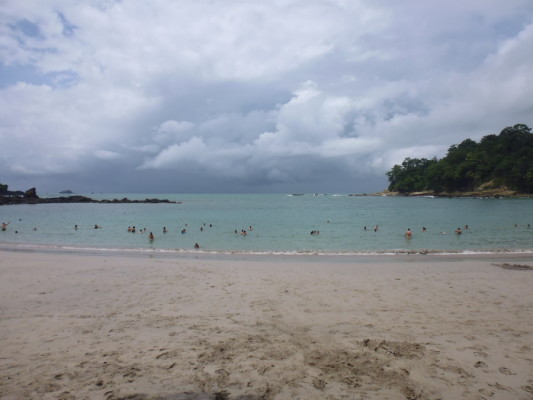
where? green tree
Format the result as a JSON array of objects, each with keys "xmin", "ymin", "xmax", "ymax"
[
  {"xmin": 385, "ymin": 123, "xmax": 533, "ymax": 194},
  {"xmin": 386, "ymin": 157, "xmax": 437, "ymax": 193}
]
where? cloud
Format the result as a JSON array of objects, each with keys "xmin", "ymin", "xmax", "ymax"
[
  {"xmin": 94, "ymin": 150, "xmax": 122, "ymax": 160},
  {"xmin": 1, "ymin": 0, "xmax": 533, "ymax": 193},
  {"xmin": 152, "ymin": 120, "xmax": 196, "ymax": 146},
  {"xmin": 138, "ymin": 81, "xmax": 392, "ymax": 183}
]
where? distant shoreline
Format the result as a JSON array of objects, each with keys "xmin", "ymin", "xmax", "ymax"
[
  {"xmin": 0, "ymin": 193, "xmax": 180, "ymax": 206},
  {"xmin": 370, "ymin": 189, "xmax": 533, "ymax": 198}
]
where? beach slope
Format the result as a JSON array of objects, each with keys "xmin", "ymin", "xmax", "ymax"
[{"xmin": 1, "ymin": 251, "xmax": 532, "ymax": 399}]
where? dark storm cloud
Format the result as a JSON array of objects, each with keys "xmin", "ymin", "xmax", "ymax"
[{"xmin": 1, "ymin": 0, "xmax": 532, "ymax": 193}]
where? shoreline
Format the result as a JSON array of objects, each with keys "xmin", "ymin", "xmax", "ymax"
[
  {"xmin": 1, "ymin": 250, "xmax": 533, "ymax": 399},
  {"xmin": 372, "ymin": 190, "xmax": 533, "ymax": 199},
  {"xmin": 2, "ymin": 241, "xmax": 533, "ymax": 263}
]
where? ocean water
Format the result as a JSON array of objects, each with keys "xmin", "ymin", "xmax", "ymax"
[{"xmin": 0, "ymin": 193, "xmax": 532, "ymax": 255}]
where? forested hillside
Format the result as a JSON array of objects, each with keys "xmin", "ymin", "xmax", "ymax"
[{"xmin": 386, "ymin": 124, "xmax": 533, "ymax": 194}]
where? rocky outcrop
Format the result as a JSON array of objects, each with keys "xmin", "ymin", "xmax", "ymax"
[
  {"xmin": 0, "ymin": 188, "xmax": 180, "ymax": 205},
  {"xmin": 24, "ymin": 188, "xmax": 39, "ymax": 199},
  {"xmin": 373, "ymin": 188, "xmax": 533, "ymax": 198}
]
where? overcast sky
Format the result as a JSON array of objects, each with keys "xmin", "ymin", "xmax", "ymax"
[{"xmin": 1, "ymin": 0, "xmax": 532, "ymax": 194}]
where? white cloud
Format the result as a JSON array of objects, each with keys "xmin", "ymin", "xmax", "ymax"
[
  {"xmin": 141, "ymin": 136, "xmax": 207, "ymax": 169},
  {"xmin": 152, "ymin": 120, "xmax": 196, "ymax": 146},
  {"xmin": 140, "ymin": 81, "xmax": 384, "ymax": 180},
  {"xmin": 94, "ymin": 150, "xmax": 122, "ymax": 160},
  {"xmin": 1, "ymin": 0, "xmax": 532, "ymax": 192}
]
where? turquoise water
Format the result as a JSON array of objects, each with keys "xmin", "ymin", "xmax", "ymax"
[{"xmin": 0, "ymin": 194, "xmax": 532, "ymax": 255}]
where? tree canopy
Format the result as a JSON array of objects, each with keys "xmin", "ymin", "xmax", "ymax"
[{"xmin": 386, "ymin": 124, "xmax": 533, "ymax": 194}]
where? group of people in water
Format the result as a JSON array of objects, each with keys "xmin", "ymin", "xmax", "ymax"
[
  {"xmin": 3, "ymin": 219, "xmax": 531, "ymax": 251},
  {"xmin": 236, "ymin": 226, "xmax": 253, "ymax": 236},
  {"xmin": 123, "ymin": 222, "xmax": 253, "ymax": 248},
  {"xmin": 404, "ymin": 225, "xmax": 470, "ymax": 239},
  {"xmin": 124, "ymin": 223, "xmax": 213, "ymax": 248}
]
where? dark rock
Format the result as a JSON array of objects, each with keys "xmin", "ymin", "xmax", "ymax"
[
  {"xmin": 24, "ymin": 188, "xmax": 38, "ymax": 198},
  {"xmin": 0, "ymin": 188, "xmax": 180, "ymax": 206}
]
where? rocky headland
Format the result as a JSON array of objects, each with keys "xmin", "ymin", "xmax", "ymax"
[
  {"xmin": 0, "ymin": 188, "xmax": 180, "ymax": 205},
  {"xmin": 373, "ymin": 187, "xmax": 533, "ymax": 198}
]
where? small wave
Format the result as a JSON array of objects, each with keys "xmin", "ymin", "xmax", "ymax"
[{"xmin": 1, "ymin": 242, "xmax": 532, "ymax": 258}]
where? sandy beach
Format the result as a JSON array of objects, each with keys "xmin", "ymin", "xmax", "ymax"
[{"xmin": 1, "ymin": 250, "xmax": 532, "ymax": 400}]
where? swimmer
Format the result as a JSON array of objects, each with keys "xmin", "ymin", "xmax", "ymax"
[
  {"xmin": 75, "ymin": 224, "xmax": 78, "ymax": 230},
  {"xmin": 194, "ymin": 243, "xmax": 200, "ymax": 249},
  {"xmin": 1, "ymin": 221, "xmax": 10, "ymax": 231},
  {"xmin": 374, "ymin": 225, "xmax": 379, "ymax": 232},
  {"xmin": 422, "ymin": 227, "xmax": 426, "ymax": 232},
  {"xmin": 455, "ymin": 227, "xmax": 462, "ymax": 235},
  {"xmin": 163, "ymin": 227, "xmax": 167, "ymax": 233},
  {"xmin": 405, "ymin": 228, "xmax": 412, "ymax": 239},
  {"xmin": 94, "ymin": 224, "xmax": 102, "ymax": 229},
  {"xmin": 148, "ymin": 232, "xmax": 154, "ymax": 241},
  {"xmin": 181, "ymin": 229, "xmax": 186, "ymax": 234},
  {"xmin": 464, "ymin": 224, "xmax": 469, "ymax": 230}
]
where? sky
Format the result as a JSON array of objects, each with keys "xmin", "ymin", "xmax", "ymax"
[{"xmin": 1, "ymin": 0, "xmax": 533, "ymax": 194}]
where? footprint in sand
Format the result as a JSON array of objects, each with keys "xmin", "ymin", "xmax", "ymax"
[
  {"xmin": 498, "ymin": 367, "xmax": 514, "ymax": 375},
  {"xmin": 522, "ymin": 385, "xmax": 533, "ymax": 394},
  {"xmin": 473, "ymin": 351, "xmax": 488, "ymax": 358}
]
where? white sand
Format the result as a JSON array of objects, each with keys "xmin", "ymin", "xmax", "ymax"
[{"xmin": 1, "ymin": 250, "xmax": 532, "ymax": 400}]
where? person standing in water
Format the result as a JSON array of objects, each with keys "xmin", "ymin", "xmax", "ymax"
[{"xmin": 405, "ymin": 228, "xmax": 412, "ymax": 239}]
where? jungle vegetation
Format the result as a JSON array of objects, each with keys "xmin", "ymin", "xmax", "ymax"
[{"xmin": 386, "ymin": 124, "xmax": 533, "ymax": 194}]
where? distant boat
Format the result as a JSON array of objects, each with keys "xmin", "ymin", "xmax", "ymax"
[{"xmin": 59, "ymin": 190, "xmax": 73, "ymax": 194}]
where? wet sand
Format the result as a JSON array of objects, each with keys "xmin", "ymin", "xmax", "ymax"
[{"xmin": 1, "ymin": 250, "xmax": 532, "ymax": 399}]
